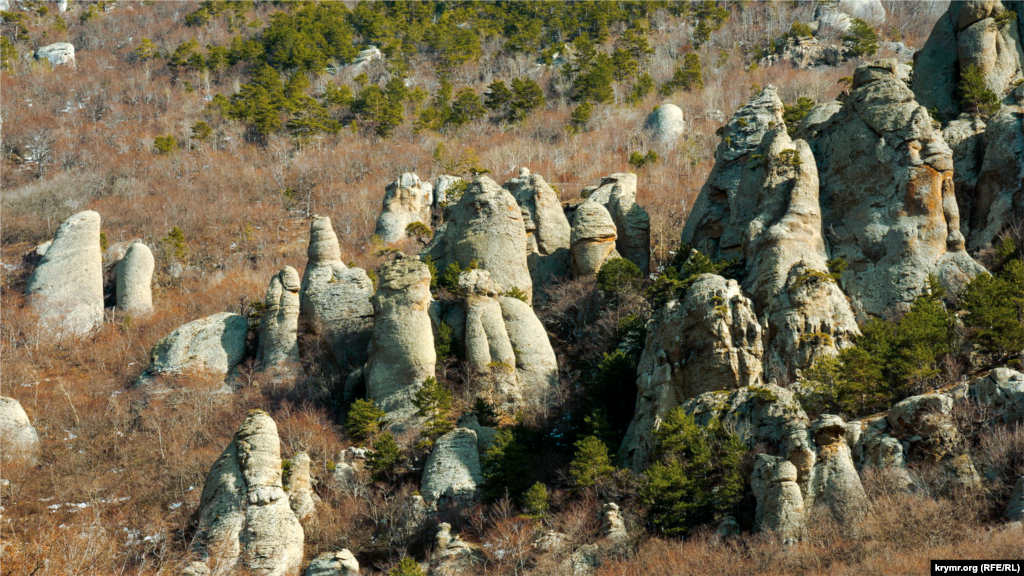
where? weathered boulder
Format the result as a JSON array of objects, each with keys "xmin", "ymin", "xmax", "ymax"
[
  {"xmin": 644, "ymin": 103, "xmax": 686, "ymax": 145},
  {"xmin": 423, "ymin": 176, "xmax": 533, "ymax": 303},
  {"xmin": 497, "ymin": 295, "xmax": 559, "ymax": 403},
  {"xmin": 600, "ymin": 502, "xmax": 628, "ymax": 545},
  {"xmin": 1008, "ymin": 476, "xmax": 1024, "ymax": 521},
  {"xmin": 457, "ymin": 413, "xmax": 498, "ymax": 453},
  {"xmin": 969, "ymin": 367, "xmax": 1024, "ymax": 424},
  {"xmin": 751, "ymin": 455, "xmax": 805, "ymax": 543},
  {"xmin": 115, "ymin": 242, "xmax": 154, "ymax": 316},
  {"xmin": 34, "ymin": 42, "xmax": 75, "ymax": 67},
  {"xmin": 420, "ymin": 428, "xmax": 483, "ymax": 503},
  {"xmin": 460, "ymin": 270, "xmax": 521, "ymax": 406},
  {"xmin": 619, "ymin": 274, "xmax": 763, "ymax": 470},
  {"xmin": 374, "ymin": 173, "xmax": 433, "ymax": 244},
  {"xmin": 583, "ymin": 173, "xmax": 651, "ymax": 276},
  {"xmin": 809, "ymin": 415, "xmax": 871, "ymax": 527},
  {"xmin": 432, "ymin": 523, "xmax": 485, "ymax": 575},
  {"xmin": 809, "ymin": 60, "xmax": 984, "ymax": 318},
  {"xmin": 284, "ymin": 451, "xmax": 316, "ymax": 521},
  {"xmin": 570, "ymin": 200, "xmax": 620, "ymax": 278},
  {"xmin": 912, "ymin": 0, "xmax": 1024, "ymax": 121},
  {"xmin": 257, "ymin": 267, "xmax": 301, "ymax": 369},
  {"xmin": 26, "ymin": 210, "xmax": 104, "ymax": 336},
  {"xmin": 194, "ymin": 410, "xmax": 304, "ymax": 576},
  {"xmin": 139, "ymin": 313, "xmax": 249, "ymax": 383},
  {"xmin": 0, "ymin": 396, "xmax": 41, "ymax": 466},
  {"xmin": 740, "ymin": 127, "xmax": 859, "ymax": 381},
  {"xmin": 299, "ymin": 217, "xmax": 374, "ymax": 371},
  {"xmin": 305, "ymin": 550, "xmax": 359, "ymax": 576},
  {"xmin": 682, "ymin": 86, "xmax": 786, "ymax": 260},
  {"xmin": 760, "ymin": 36, "xmax": 855, "ymax": 69},
  {"xmin": 364, "ymin": 256, "xmax": 435, "ymax": 429},
  {"xmin": 503, "ymin": 168, "xmax": 572, "ymax": 285},
  {"xmin": 815, "ymin": 0, "xmax": 886, "ymax": 32},
  {"xmin": 433, "ymin": 175, "xmax": 463, "ymax": 208},
  {"xmin": 966, "ymin": 110, "xmax": 1024, "ymax": 250}
]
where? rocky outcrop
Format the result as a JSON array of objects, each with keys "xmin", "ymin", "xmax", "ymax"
[
  {"xmin": 740, "ymin": 127, "xmax": 859, "ymax": 381},
  {"xmin": 305, "ymin": 550, "xmax": 359, "ymax": 576},
  {"xmin": 600, "ymin": 502, "xmax": 628, "ymax": 545},
  {"xmin": 644, "ymin": 104, "xmax": 686, "ymax": 145},
  {"xmin": 433, "ymin": 175, "xmax": 463, "ymax": 208},
  {"xmin": 423, "ymin": 176, "xmax": 533, "ymax": 303},
  {"xmin": 912, "ymin": 0, "xmax": 1024, "ymax": 121},
  {"xmin": 751, "ymin": 455, "xmax": 805, "ymax": 543},
  {"xmin": 809, "ymin": 415, "xmax": 871, "ymax": 527},
  {"xmin": 284, "ymin": 451, "xmax": 316, "ymax": 521},
  {"xmin": 887, "ymin": 393, "xmax": 959, "ymax": 457},
  {"xmin": 34, "ymin": 42, "xmax": 75, "ymax": 67},
  {"xmin": 420, "ymin": 428, "xmax": 483, "ymax": 503},
  {"xmin": 503, "ymin": 168, "xmax": 572, "ymax": 285},
  {"xmin": 619, "ymin": 274, "xmax": 763, "ymax": 470},
  {"xmin": 114, "ymin": 242, "xmax": 154, "ymax": 316},
  {"xmin": 497, "ymin": 295, "xmax": 559, "ymax": 402},
  {"xmin": 965, "ymin": 110, "xmax": 1024, "ymax": 249},
  {"xmin": 257, "ymin": 267, "xmax": 300, "ymax": 369},
  {"xmin": 194, "ymin": 410, "xmax": 303, "ymax": 576},
  {"xmin": 374, "ymin": 173, "xmax": 433, "ymax": 243},
  {"xmin": 26, "ymin": 210, "xmax": 104, "ymax": 336},
  {"xmin": 761, "ymin": 36, "xmax": 855, "ymax": 69},
  {"xmin": 810, "ymin": 60, "xmax": 985, "ymax": 317},
  {"xmin": 814, "ymin": 0, "xmax": 886, "ymax": 33},
  {"xmin": 138, "ymin": 312, "xmax": 249, "ymax": 384},
  {"xmin": 0, "ymin": 396, "xmax": 41, "ymax": 466},
  {"xmin": 299, "ymin": 217, "xmax": 374, "ymax": 371},
  {"xmin": 969, "ymin": 367, "xmax": 1024, "ymax": 423},
  {"xmin": 681, "ymin": 86, "xmax": 786, "ymax": 260},
  {"xmin": 583, "ymin": 173, "xmax": 651, "ymax": 276},
  {"xmin": 570, "ymin": 200, "xmax": 620, "ymax": 278},
  {"xmin": 433, "ymin": 523, "xmax": 485, "ymax": 575},
  {"xmin": 364, "ymin": 256, "xmax": 435, "ymax": 429}
]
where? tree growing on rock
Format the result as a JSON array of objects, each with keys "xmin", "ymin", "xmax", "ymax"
[{"xmin": 412, "ymin": 376, "xmax": 454, "ymax": 449}]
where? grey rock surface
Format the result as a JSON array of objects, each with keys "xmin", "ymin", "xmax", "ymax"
[
  {"xmin": 284, "ymin": 451, "xmax": 316, "ymax": 521},
  {"xmin": 966, "ymin": 110, "xmax": 1024, "ymax": 250},
  {"xmin": 809, "ymin": 415, "xmax": 871, "ymax": 527},
  {"xmin": 570, "ymin": 200, "xmax": 620, "ymax": 278},
  {"xmin": 644, "ymin": 103, "xmax": 686, "ymax": 145},
  {"xmin": 305, "ymin": 550, "xmax": 359, "ymax": 576},
  {"xmin": 258, "ymin": 267, "xmax": 301, "ymax": 369},
  {"xmin": 140, "ymin": 312, "xmax": 249, "ymax": 382},
  {"xmin": 498, "ymin": 295, "xmax": 559, "ymax": 405},
  {"xmin": 969, "ymin": 367, "xmax": 1024, "ymax": 424},
  {"xmin": 374, "ymin": 173, "xmax": 433, "ymax": 244},
  {"xmin": 420, "ymin": 428, "xmax": 483, "ymax": 503},
  {"xmin": 751, "ymin": 455, "xmax": 805, "ymax": 543},
  {"xmin": 115, "ymin": 242, "xmax": 154, "ymax": 316},
  {"xmin": 584, "ymin": 173, "xmax": 650, "ymax": 276},
  {"xmin": 503, "ymin": 169, "xmax": 572, "ymax": 286},
  {"xmin": 34, "ymin": 42, "xmax": 75, "ymax": 67},
  {"xmin": 0, "ymin": 396, "xmax": 41, "ymax": 466}
]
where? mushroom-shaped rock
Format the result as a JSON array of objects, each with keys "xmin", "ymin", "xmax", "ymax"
[
  {"xmin": 644, "ymin": 103, "xmax": 686, "ymax": 145},
  {"xmin": 194, "ymin": 410, "xmax": 304, "ymax": 576},
  {"xmin": 34, "ymin": 42, "xmax": 76, "ymax": 67},
  {"xmin": 139, "ymin": 312, "xmax": 249, "ymax": 384},
  {"xmin": 423, "ymin": 176, "xmax": 533, "ymax": 303},
  {"xmin": 809, "ymin": 415, "xmax": 870, "ymax": 528},
  {"xmin": 570, "ymin": 200, "xmax": 620, "ymax": 278},
  {"xmin": 374, "ymin": 173, "xmax": 433, "ymax": 244},
  {"xmin": 0, "ymin": 396, "xmax": 41, "ymax": 466},
  {"xmin": 364, "ymin": 256, "xmax": 436, "ymax": 429},
  {"xmin": 969, "ymin": 367, "xmax": 1024, "ymax": 424},
  {"xmin": 740, "ymin": 127, "xmax": 859, "ymax": 380},
  {"xmin": 299, "ymin": 217, "xmax": 374, "ymax": 371},
  {"xmin": 421, "ymin": 428, "xmax": 483, "ymax": 503},
  {"xmin": 284, "ymin": 451, "xmax": 317, "ymax": 521},
  {"xmin": 682, "ymin": 86, "xmax": 786, "ymax": 260},
  {"xmin": 809, "ymin": 60, "xmax": 985, "ymax": 317},
  {"xmin": 305, "ymin": 550, "xmax": 360, "ymax": 576},
  {"xmin": 619, "ymin": 274, "xmax": 763, "ymax": 470},
  {"xmin": 26, "ymin": 210, "xmax": 104, "ymax": 336},
  {"xmin": 115, "ymin": 242, "xmax": 155, "ymax": 316},
  {"xmin": 502, "ymin": 170, "xmax": 572, "ymax": 285},
  {"xmin": 751, "ymin": 455, "xmax": 806, "ymax": 543},
  {"xmin": 583, "ymin": 173, "xmax": 651, "ymax": 275},
  {"xmin": 258, "ymin": 267, "xmax": 301, "ymax": 369}
]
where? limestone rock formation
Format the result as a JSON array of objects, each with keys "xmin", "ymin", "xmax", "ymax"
[
  {"xmin": 969, "ymin": 367, "xmax": 1024, "ymax": 423},
  {"xmin": 258, "ymin": 267, "xmax": 300, "ymax": 369},
  {"xmin": 760, "ymin": 36, "xmax": 855, "ymax": 69},
  {"xmin": 619, "ymin": 274, "xmax": 763, "ymax": 469},
  {"xmin": 284, "ymin": 451, "xmax": 316, "ymax": 521},
  {"xmin": 503, "ymin": 168, "xmax": 572, "ymax": 285},
  {"xmin": 423, "ymin": 176, "xmax": 533, "ymax": 303},
  {"xmin": 305, "ymin": 550, "xmax": 359, "ymax": 576},
  {"xmin": 303, "ymin": 545, "xmax": 360, "ymax": 573},
  {"xmin": 1008, "ymin": 477, "xmax": 1024, "ymax": 521},
  {"xmin": 420, "ymin": 428, "xmax": 483, "ymax": 503},
  {"xmin": 34, "ymin": 42, "xmax": 76, "ymax": 67},
  {"xmin": 457, "ymin": 413, "xmax": 498, "ymax": 452},
  {"xmin": 115, "ymin": 242, "xmax": 155, "ymax": 316},
  {"xmin": 139, "ymin": 313, "xmax": 249, "ymax": 383},
  {"xmin": 460, "ymin": 269, "xmax": 521, "ymax": 405},
  {"xmin": 433, "ymin": 522, "xmax": 485, "ymax": 575},
  {"xmin": 374, "ymin": 173, "xmax": 433, "ymax": 244},
  {"xmin": 0, "ymin": 396, "xmax": 41, "ymax": 466},
  {"xmin": 299, "ymin": 217, "xmax": 374, "ymax": 371},
  {"xmin": 809, "ymin": 60, "xmax": 985, "ymax": 317},
  {"xmin": 570, "ymin": 200, "xmax": 620, "ymax": 278},
  {"xmin": 814, "ymin": 0, "xmax": 886, "ymax": 33},
  {"xmin": 943, "ymin": 114, "xmax": 989, "ymax": 239},
  {"xmin": 682, "ymin": 86, "xmax": 786, "ymax": 260},
  {"xmin": 497, "ymin": 295, "xmax": 559, "ymax": 402},
  {"xmin": 912, "ymin": 0, "xmax": 1024, "ymax": 120},
  {"xmin": 583, "ymin": 173, "xmax": 651, "ymax": 275},
  {"xmin": 600, "ymin": 502, "xmax": 628, "ymax": 545},
  {"xmin": 809, "ymin": 415, "xmax": 871, "ymax": 527},
  {"xmin": 644, "ymin": 104, "xmax": 686, "ymax": 145},
  {"xmin": 194, "ymin": 410, "xmax": 304, "ymax": 576},
  {"xmin": 181, "ymin": 562, "xmax": 212, "ymax": 576},
  {"xmin": 26, "ymin": 210, "xmax": 104, "ymax": 336},
  {"xmin": 965, "ymin": 110, "xmax": 1024, "ymax": 250},
  {"xmin": 751, "ymin": 455, "xmax": 805, "ymax": 543},
  {"xmin": 364, "ymin": 256, "xmax": 435, "ymax": 429},
  {"xmin": 433, "ymin": 175, "xmax": 463, "ymax": 208},
  {"xmin": 740, "ymin": 127, "xmax": 859, "ymax": 381}
]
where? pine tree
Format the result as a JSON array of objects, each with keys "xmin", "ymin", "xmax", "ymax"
[
  {"xmin": 367, "ymin": 432, "xmax": 403, "ymax": 482},
  {"xmin": 388, "ymin": 558, "xmax": 425, "ymax": 576},
  {"xmin": 962, "ymin": 259, "xmax": 1024, "ymax": 362},
  {"xmin": 346, "ymin": 399, "xmax": 385, "ymax": 441},
  {"xmin": 447, "ymin": 88, "xmax": 486, "ymax": 128},
  {"xmin": 522, "ymin": 482, "xmax": 550, "ymax": 517},
  {"xmin": 481, "ymin": 429, "xmax": 533, "ymax": 502},
  {"xmin": 569, "ymin": 436, "xmax": 615, "ymax": 495},
  {"xmin": 959, "ymin": 63, "xmax": 1002, "ymax": 117},
  {"xmin": 485, "ymin": 80, "xmax": 512, "ymax": 112},
  {"xmin": 412, "ymin": 376, "xmax": 454, "ymax": 448}
]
